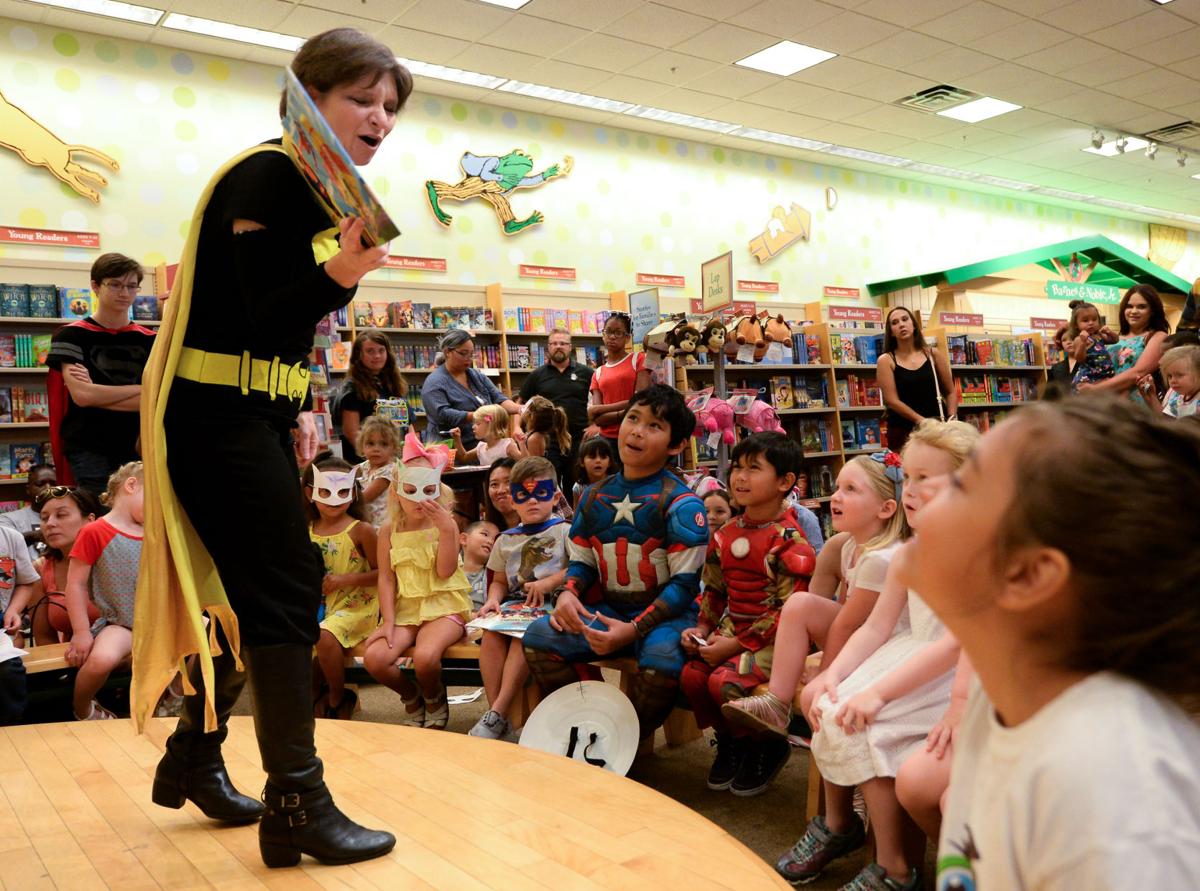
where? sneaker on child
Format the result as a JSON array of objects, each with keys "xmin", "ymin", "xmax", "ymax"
[
  {"xmin": 706, "ymin": 731, "xmax": 746, "ymax": 791},
  {"xmin": 731, "ymin": 736, "xmax": 790, "ymax": 797},
  {"xmin": 775, "ymin": 814, "xmax": 867, "ymax": 886},
  {"xmin": 840, "ymin": 863, "xmax": 919, "ymax": 891},
  {"xmin": 469, "ymin": 709, "xmax": 511, "ymax": 740}
]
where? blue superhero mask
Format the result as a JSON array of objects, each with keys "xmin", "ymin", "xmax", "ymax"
[{"xmin": 511, "ymin": 478, "xmax": 556, "ymax": 503}]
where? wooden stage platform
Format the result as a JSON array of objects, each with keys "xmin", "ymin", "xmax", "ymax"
[{"xmin": 0, "ymin": 716, "xmax": 785, "ymax": 890}]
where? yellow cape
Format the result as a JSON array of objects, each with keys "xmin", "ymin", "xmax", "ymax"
[{"xmin": 131, "ymin": 143, "xmax": 340, "ymax": 733}]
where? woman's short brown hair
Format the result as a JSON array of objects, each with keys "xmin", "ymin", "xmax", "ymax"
[
  {"xmin": 996, "ymin": 397, "xmax": 1200, "ymax": 709},
  {"xmin": 280, "ymin": 28, "xmax": 413, "ymax": 119}
]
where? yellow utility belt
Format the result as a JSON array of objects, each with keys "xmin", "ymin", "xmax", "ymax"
[{"xmin": 175, "ymin": 347, "xmax": 310, "ymax": 403}]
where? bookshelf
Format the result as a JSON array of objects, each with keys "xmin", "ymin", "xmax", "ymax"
[
  {"xmin": 925, "ymin": 324, "xmax": 1047, "ymax": 431},
  {"xmin": 0, "ymin": 258, "xmax": 160, "ymax": 493}
]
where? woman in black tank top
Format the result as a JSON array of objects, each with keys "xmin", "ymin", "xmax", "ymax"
[{"xmin": 876, "ymin": 306, "xmax": 957, "ymax": 452}]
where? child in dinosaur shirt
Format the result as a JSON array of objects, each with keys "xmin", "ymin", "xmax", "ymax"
[{"xmin": 469, "ymin": 457, "xmax": 569, "ymax": 741}]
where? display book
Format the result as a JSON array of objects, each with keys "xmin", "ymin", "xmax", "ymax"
[
  {"xmin": 281, "ymin": 67, "xmax": 398, "ymax": 248},
  {"xmin": 0, "ymin": 386, "xmax": 48, "ymax": 423},
  {"xmin": 829, "ymin": 331, "xmax": 884, "ymax": 365},
  {"xmin": 0, "ymin": 283, "xmax": 160, "ymax": 321},
  {"xmin": 0, "ymin": 334, "xmax": 50, "ymax": 368},
  {"xmin": 503, "ymin": 306, "xmax": 611, "ymax": 335},
  {"xmin": 465, "ymin": 603, "xmax": 550, "ymax": 639},
  {"xmin": 0, "ymin": 439, "xmax": 51, "ymax": 480},
  {"xmin": 507, "ymin": 341, "xmax": 603, "ymax": 370},
  {"xmin": 944, "ymin": 334, "xmax": 1037, "ymax": 366},
  {"xmin": 835, "ymin": 375, "xmax": 883, "ymax": 408},
  {"xmin": 955, "ymin": 374, "xmax": 1038, "ymax": 405},
  {"xmin": 348, "ymin": 301, "xmax": 494, "ymax": 332}
]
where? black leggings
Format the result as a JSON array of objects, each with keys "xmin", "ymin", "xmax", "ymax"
[{"xmin": 165, "ymin": 402, "xmax": 322, "ymax": 648}]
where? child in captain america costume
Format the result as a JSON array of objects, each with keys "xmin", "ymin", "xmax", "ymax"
[{"xmin": 523, "ymin": 385, "xmax": 709, "ymax": 740}]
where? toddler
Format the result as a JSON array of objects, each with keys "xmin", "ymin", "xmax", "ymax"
[
  {"xmin": 681, "ymin": 433, "xmax": 816, "ymax": 797},
  {"xmin": 306, "ymin": 456, "xmax": 379, "ymax": 720},
  {"xmin": 903, "ymin": 397, "xmax": 1200, "ymax": 889},
  {"xmin": 571, "ymin": 436, "xmax": 614, "ymax": 507},
  {"xmin": 1140, "ymin": 343, "xmax": 1200, "ymax": 418},
  {"xmin": 1067, "ymin": 299, "xmax": 1117, "ymax": 390},
  {"xmin": 452, "ymin": 404, "xmax": 522, "ymax": 466},
  {"xmin": 355, "ymin": 415, "xmax": 400, "ymax": 527},
  {"xmin": 701, "ymin": 487, "xmax": 735, "ymax": 532},
  {"xmin": 460, "ymin": 519, "xmax": 499, "ymax": 611},
  {"xmin": 364, "ymin": 432, "xmax": 473, "ymax": 729},
  {"xmin": 65, "ymin": 462, "xmax": 143, "ymax": 720},
  {"xmin": 470, "ymin": 457, "xmax": 569, "ymax": 740}
]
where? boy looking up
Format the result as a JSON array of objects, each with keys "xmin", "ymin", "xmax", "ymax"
[
  {"xmin": 523, "ymin": 385, "xmax": 709, "ymax": 741},
  {"xmin": 681, "ymin": 432, "xmax": 816, "ymax": 796}
]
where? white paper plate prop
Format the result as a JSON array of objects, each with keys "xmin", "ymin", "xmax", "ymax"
[{"xmin": 518, "ymin": 681, "xmax": 640, "ymax": 776}]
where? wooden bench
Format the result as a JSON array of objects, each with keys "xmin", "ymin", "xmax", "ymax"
[{"xmin": 21, "ymin": 643, "xmax": 70, "ymax": 674}]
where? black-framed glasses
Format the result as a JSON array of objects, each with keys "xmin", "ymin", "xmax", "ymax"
[{"xmin": 449, "ymin": 347, "xmax": 475, "ymax": 359}]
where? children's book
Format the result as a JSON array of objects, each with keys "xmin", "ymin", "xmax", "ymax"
[
  {"xmin": 22, "ymin": 389, "xmax": 47, "ymax": 422},
  {"xmin": 0, "ymin": 284, "xmax": 29, "ymax": 318},
  {"xmin": 412, "ymin": 303, "xmax": 433, "ymax": 329},
  {"xmin": 352, "ymin": 303, "xmax": 372, "ymax": 327},
  {"xmin": 388, "ymin": 300, "xmax": 413, "ymax": 329},
  {"xmin": 0, "ymin": 388, "xmax": 10, "ymax": 424},
  {"xmin": 370, "ymin": 301, "xmax": 391, "ymax": 328},
  {"xmin": 0, "ymin": 336, "xmax": 14, "ymax": 368},
  {"xmin": 465, "ymin": 603, "xmax": 551, "ymax": 639},
  {"xmin": 10, "ymin": 444, "xmax": 40, "ymax": 474},
  {"xmin": 858, "ymin": 418, "xmax": 881, "ymax": 447},
  {"xmin": 375, "ymin": 397, "xmax": 410, "ymax": 428},
  {"xmin": 27, "ymin": 285, "xmax": 58, "ymax": 319},
  {"xmin": 132, "ymin": 295, "xmax": 160, "ymax": 321},
  {"xmin": 770, "ymin": 375, "xmax": 795, "ymax": 410},
  {"xmin": 840, "ymin": 419, "xmax": 858, "ymax": 451},
  {"xmin": 59, "ymin": 287, "xmax": 93, "ymax": 320},
  {"xmin": 281, "ymin": 68, "xmax": 399, "ymax": 248},
  {"xmin": 327, "ymin": 340, "xmax": 351, "ymax": 372}
]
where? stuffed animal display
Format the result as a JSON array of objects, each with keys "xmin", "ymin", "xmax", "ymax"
[
  {"xmin": 694, "ymin": 398, "xmax": 736, "ymax": 446},
  {"xmin": 699, "ymin": 319, "xmax": 727, "ymax": 357},
  {"xmin": 667, "ymin": 323, "xmax": 702, "ymax": 365},
  {"xmin": 732, "ymin": 314, "xmax": 768, "ymax": 361},
  {"xmin": 735, "ymin": 399, "xmax": 785, "ymax": 435}
]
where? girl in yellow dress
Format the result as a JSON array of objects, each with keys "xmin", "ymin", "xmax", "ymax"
[
  {"xmin": 363, "ymin": 432, "xmax": 472, "ymax": 729},
  {"xmin": 305, "ymin": 456, "xmax": 379, "ymax": 720}
]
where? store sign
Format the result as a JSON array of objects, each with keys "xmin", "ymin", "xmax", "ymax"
[
  {"xmin": 0, "ymin": 226, "xmax": 100, "ymax": 248},
  {"xmin": 738, "ymin": 279, "xmax": 779, "ymax": 293},
  {"xmin": 637, "ymin": 272, "xmax": 685, "ymax": 287},
  {"xmin": 385, "ymin": 255, "xmax": 446, "ymax": 272},
  {"xmin": 629, "ymin": 288, "xmax": 660, "ymax": 345},
  {"xmin": 694, "ymin": 298, "xmax": 756, "ymax": 316},
  {"xmin": 700, "ymin": 251, "xmax": 733, "ymax": 312},
  {"xmin": 1030, "ymin": 317, "xmax": 1066, "ymax": 331},
  {"xmin": 1045, "ymin": 280, "xmax": 1121, "ymax": 304},
  {"xmin": 939, "ymin": 312, "xmax": 984, "ymax": 326},
  {"xmin": 823, "ymin": 285, "xmax": 860, "ymax": 299},
  {"xmin": 519, "ymin": 264, "xmax": 576, "ymax": 281},
  {"xmin": 828, "ymin": 305, "xmax": 882, "ymax": 323}
]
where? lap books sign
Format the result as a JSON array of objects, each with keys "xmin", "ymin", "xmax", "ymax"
[{"xmin": 281, "ymin": 69, "xmax": 400, "ymax": 248}]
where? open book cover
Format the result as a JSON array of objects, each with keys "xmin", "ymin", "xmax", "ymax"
[
  {"xmin": 466, "ymin": 604, "xmax": 551, "ymax": 639},
  {"xmin": 281, "ymin": 68, "xmax": 400, "ymax": 248}
]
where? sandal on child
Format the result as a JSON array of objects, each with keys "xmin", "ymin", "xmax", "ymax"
[
  {"xmin": 721, "ymin": 691, "xmax": 791, "ymax": 737},
  {"xmin": 400, "ymin": 690, "xmax": 425, "ymax": 728},
  {"xmin": 322, "ymin": 688, "xmax": 359, "ymax": 721},
  {"xmin": 77, "ymin": 700, "xmax": 117, "ymax": 721},
  {"xmin": 424, "ymin": 689, "xmax": 449, "ymax": 730}
]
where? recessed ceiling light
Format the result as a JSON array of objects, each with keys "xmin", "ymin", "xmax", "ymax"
[
  {"xmin": 1192, "ymin": 172, "xmax": 1200, "ymax": 180},
  {"xmin": 734, "ymin": 128, "xmax": 831, "ymax": 151},
  {"xmin": 936, "ymin": 96, "xmax": 1022, "ymax": 123},
  {"xmin": 499, "ymin": 81, "xmax": 632, "ymax": 113},
  {"xmin": 735, "ymin": 40, "xmax": 836, "ymax": 76},
  {"xmin": 625, "ymin": 106, "xmax": 740, "ymax": 134},
  {"xmin": 904, "ymin": 162, "xmax": 977, "ymax": 180},
  {"xmin": 399, "ymin": 58, "xmax": 507, "ymax": 89},
  {"xmin": 24, "ymin": 0, "xmax": 163, "ymax": 24},
  {"xmin": 821, "ymin": 145, "xmax": 910, "ymax": 167},
  {"xmin": 161, "ymin": 13, "xmax": 302, "ymax": 51},
  {"xmin": 1083, "ymin": 135, "xmax": 1149, "ymax": 156},
  {"xmin": 476, "ymin": 0, "xmax": 531, "ymax": 7},
  {"xmin": 974, "ymin": 174, "xmax": 1038, "ymax": 191}
]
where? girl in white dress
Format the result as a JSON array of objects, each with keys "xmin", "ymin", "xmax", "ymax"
[{"xmin": 796, "ymin": 419, "xmax": 980, "ymax": 890}]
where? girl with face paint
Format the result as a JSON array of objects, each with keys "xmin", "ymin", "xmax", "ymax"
[
  {"xmin": 362, "ymin": 432, "xmax": 473, "ymax": 729},
  {"xmin": 303, "ymin": 456, "xmax": 379, "ymax": 721}
]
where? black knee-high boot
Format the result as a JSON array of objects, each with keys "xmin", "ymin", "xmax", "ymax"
[
  {"xmin": 152, "ymin": 643, "xmax": 265, "ymax": 823},
  {"xmin": 244, "ymin": 644, "xmax": 395, "ymax": 868}
]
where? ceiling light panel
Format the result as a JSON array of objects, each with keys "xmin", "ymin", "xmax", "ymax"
[
  {"xmin": 476, "ymin": 0, "xmax": 531, "ymax": 7},
  {"xmin": 161, "ymin": 14, "xmax": 302, "ymax": 50},
  {"xmin": 936, "ymin": 97, "xmax": 1022, "ymax": 123},
  {"xmin": 821, "ymin": 145, "xmax": 910, "ymax": 167},
  {"xmin": 900, "ymin": 162, "xmax": 977, "ymax": 180},
  {"xmin": 735, "ymin": 128, "xmax": 832, "ymax": 151},
  {"xmin": 625, "ymin": 106, "xmax": 741, "ymax": 134},
  {"xmin": 735, "ymin": 40, "xmax": 837, "ymax": 77},
  {"xmin": 398, "ymin": 58, "xmax": 507, "ymax": 89},
  {"xmin": 27, "ymin": 0, "xmax": 163, "ymax": 24},
  {"xmin": 499, "ymin": 81, "xmax": 632, "ymax": 113},
  {"xmin": 973, "ymin": 174, "xmax": 1038, "ymax": 191}
]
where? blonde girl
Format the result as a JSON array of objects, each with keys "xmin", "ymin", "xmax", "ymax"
[
  {"xmin": 64, "ymin": 461, "xmax": 144, "ymax": 720},
  {"xmin": 451, "ymin": 403, "xmax": 522, "ymax": 467},
  {"xmin": 522, "ymin": 395, "xmax": 571, "ymax": 485},
  {"xmin": 355, "ymin": 415, "xmax": 401, "ymax": 527},
  {"xmin": 781, "ymin": 420, "xmax": 979, "ymax": 889},
  {"xmin": 363, "ymin": 432, "xmax": 473, "ymax": 729},
  {"xmin": 304, "ymin": 455, "xmax": 379, "ymax": 720},
  {"xmin": 903, "ymin": 398, "xmax": 1200, "ymax": 889}
]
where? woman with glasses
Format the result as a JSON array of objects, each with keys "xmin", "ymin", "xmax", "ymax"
[
  {"xmin": 420, "ymin": 328, "xmax": 521, "ymax": 450},
  {"xmin": 46, "ymin": 252, "xmax": 155, "ymax": 496}
]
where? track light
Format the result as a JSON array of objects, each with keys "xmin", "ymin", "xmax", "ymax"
[
  {"xmin": 1116, "ymin": 136, "xmax": 1128, "ymax": 154},
  {"xmin": 1091, "ymin": 128, "xmax": 1104, "ymax": 149},
  {"xmin": 1146, "ymin": 141, "xmax": 1158, "ymax": 160},
  {"xmin": 1178, "ymin": 150, "xmax": 1187, "ymax": 168}
]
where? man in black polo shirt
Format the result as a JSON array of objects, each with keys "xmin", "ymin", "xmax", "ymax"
[
  {"xmin": 519, "ymin": 327, "xmax": 592, "ymax": 490},
  {"xmin": 47, "ymin": 252, "xmax": 155, "ymax": 496}
]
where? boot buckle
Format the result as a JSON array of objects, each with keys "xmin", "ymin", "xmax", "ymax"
[
  {"xmin": 287, "ymin": 810, "xmax": 307, "ymax": 827},
  {"xmin": 269, "ymin": 792, "xmax": 301, "ymax": 809}
]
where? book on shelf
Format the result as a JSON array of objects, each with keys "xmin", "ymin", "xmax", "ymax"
[
  {"xmin": 568, "ymin": 309, "xmax": 583, "ymax": 334},
  {"xmin": 0, "ymin": 388, "xmax": 10, "ymax": 424},
  {"xmin": 465, "ymin": 603, "xmax": 551, "ymax": 639},
  {"xmin": 799, "ymin": 419, "xmax": 829, "ymax": 453},
  {"xmin": 412, "ymin": 303, "xmax": 432, "ymax": 329},
  {"xmin": 0, "ymin": 284, "xmax": 29, "ymax": 318},
  {"xmin": 28, "ymin": 285, "xmax": 58, "ymax": 319},
  {"xmin": 388, "ymin": 300, "xmax": 413, "ymax": 329},
  {"xmin": 835, "ymin": 379, "xmax": 850, "ymax": 408},
  {"xmin": 945, "ymin": 334, "xmax": 1036, "ymax": 367},
  {"xmin": 858, "ymin": 418, "xmax": 881, "ymax": 447},
  {"xmin": 840, "ymin": 418, "xmax": 858, "ymax": 450},
  {"xmin": 953, "ymin": 374, "xmax": 1037, "ymax": 404},
  {"xmin": 352, "ymin": 303, "xmax": 372, "ymax": 327},
  {"xmin": 798, "ymin": 377, "xmax": 828, "ymax": 408},
  {"xmin": 327, "ymin": 340, "xmax": 351, "ymax": 373},
  {"xmin": 17, "ymin": 387, "xmax": 48, "ymax": 422},
  {"xmin": 59, "ymin": 287, "xmax": 93, "ymax": 320},
  {"xmin": 769, "ymin": 376, "xmax": 795, "ymax": 410},
  {"xmin": 10, "ymin": 444, "xmax": 40, "ymax": 474},
  {"xmin": 132, "ymin": 295, "xmax": 160, "ymax": 321}
]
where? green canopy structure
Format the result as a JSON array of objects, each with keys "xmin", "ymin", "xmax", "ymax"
[{"xmin": 867, "ymin": 235, "xmax": 1191, "ymax": 298}]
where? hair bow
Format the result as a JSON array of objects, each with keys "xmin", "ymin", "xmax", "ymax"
[{"xmin": 870, "ymin": 449, "xmax": 904, "ymax": 501}]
